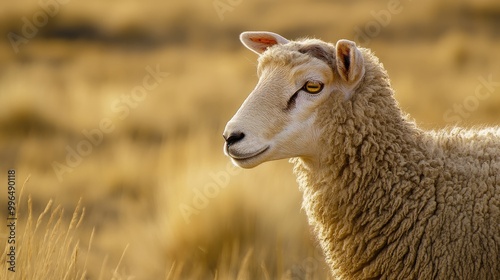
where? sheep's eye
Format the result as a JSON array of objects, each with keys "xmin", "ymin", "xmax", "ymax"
[{"xmin": 303, "ymin": 81, "xmax": 324, "ymax": 94}]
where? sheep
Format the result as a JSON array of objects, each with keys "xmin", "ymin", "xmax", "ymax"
[{"xmin": 222, "ymin": 31, "xmax": 500, "ymax": 279}]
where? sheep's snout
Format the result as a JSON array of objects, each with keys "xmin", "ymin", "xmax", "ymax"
[{"xmin": 223, "ymin": 123, "xmax": 271, "ymax": 168}]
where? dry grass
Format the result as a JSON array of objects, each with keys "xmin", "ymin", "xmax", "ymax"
[
  {"xmin": 0, "ymin": 0, "xmax": 499, "ymax": 279},
  {"xmin": 0, "ymin": 177, "xmax": 87, "ymax": 279}
]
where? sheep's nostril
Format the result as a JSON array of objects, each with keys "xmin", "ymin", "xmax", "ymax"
[{"xmin": 224, "ymin": 132, "xmax": 245, "ymax": 146}]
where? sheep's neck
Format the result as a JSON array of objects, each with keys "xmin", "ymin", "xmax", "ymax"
[{"xmin": 294, "ymin": 95, "xmax": 429, "ymax": 278}]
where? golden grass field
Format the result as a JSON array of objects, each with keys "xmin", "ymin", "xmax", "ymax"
[{"xmin": 0, "ymin": 0, "xmax": 499, "ymax": 279}]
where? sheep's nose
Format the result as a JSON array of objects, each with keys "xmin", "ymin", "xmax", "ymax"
[{"xmin": 223, "ymin": 131, "xmax": 245, "ymax": 146}]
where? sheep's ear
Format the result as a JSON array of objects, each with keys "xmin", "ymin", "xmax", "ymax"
[
  {"xmin": 335, "ymin": 39, "xmax": 365, "ymax": 91},
  {"xmin": 240, "ymin": 31, "xmax": 289, "ymax": 55}
]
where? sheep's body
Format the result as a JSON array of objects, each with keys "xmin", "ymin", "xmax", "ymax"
[
  {"xmin": 293, "ymin": 49, "xmax": 500, "ymax": 279},
  {"xmin": 224, "ymin": 32, "xmax": 500, "ymax": 279}
]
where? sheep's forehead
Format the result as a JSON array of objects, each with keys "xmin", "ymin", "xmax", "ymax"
[{"xmin": 257, "ymin": 39, "xmax": 335, "ymax": 74}]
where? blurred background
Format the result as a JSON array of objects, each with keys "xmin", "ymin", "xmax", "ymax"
[{"xmin": 0, "ymin": 0, "xmax": 499, "ymax": 279}]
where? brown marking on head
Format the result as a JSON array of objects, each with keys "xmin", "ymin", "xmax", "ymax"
[{"xmin": 298, "ymin": 44, "xmax": 335, "ymax": 71}]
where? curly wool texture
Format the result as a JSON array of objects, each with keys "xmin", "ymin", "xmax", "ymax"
[{"xmin": 291, "ymin": 47, "xmax": 500, "ymax": 279}]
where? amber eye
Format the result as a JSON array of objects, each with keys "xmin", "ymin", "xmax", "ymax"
[{"xmin": 303, "ymin": 80, "xmax": 324, "ymax": 94}]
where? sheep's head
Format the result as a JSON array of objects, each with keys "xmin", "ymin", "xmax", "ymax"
[{"xmin": 224, "ymin": 31, "xmax": 365, "ymax": 168}]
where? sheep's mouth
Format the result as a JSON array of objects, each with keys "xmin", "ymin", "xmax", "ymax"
[{"xmin": 228, "ymin": 146, "xmax": 269, "ymax": 161}]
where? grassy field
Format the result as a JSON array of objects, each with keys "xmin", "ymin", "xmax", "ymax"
[{"xmin": 0, "ymin": 0, "xmax": 499, "ymax": 279}]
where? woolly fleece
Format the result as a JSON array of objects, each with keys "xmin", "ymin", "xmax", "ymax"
[{"xmin": 280, "ymin": 43, "xmax": 500, "ymax": 279}]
